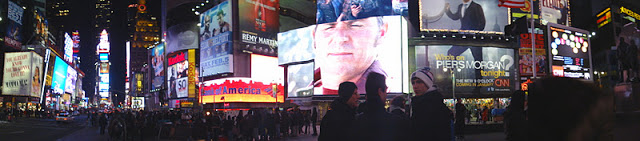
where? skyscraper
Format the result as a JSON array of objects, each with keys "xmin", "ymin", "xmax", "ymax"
[{"xmin": 127, "ymin": 0, "xmax": 160, "ymax": 98}]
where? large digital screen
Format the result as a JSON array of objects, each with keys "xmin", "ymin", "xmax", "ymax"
[
  {"xmin": 97, "ymin": 30, "xmax": 110, "ymax": 53},
  {"xmin": 287, "ymin": 62, "xmax": 314, "ymax": 97},
  {"xmin": 238, "ymin": 0, "xmax": 279, "ymax": 56},
  {"xmin": 201, "ymin": 78, "xmax": 284, "ymax": 103},
  {"xmin": 2, "ymin": 52, "xmax": 43, "ymax": 97},
  {"xmin": 51, "ymin": 56, "xmax": 68, "ymax": 95},
  {"xmin": 167, "ymin": 23, "xmax": 199, "ymax": 54},
  {"xmin": 540, "ymin": 0, "xmax": 569, "ymax": 25},
  {"xmin": 416, "ymin": 45, "xmax": 516, "ymax": 96},
  {"xmin": 99, "ymin": 53, "xmax": 109, "ymax": 62},
  {"xmin": 250, "ymin": 54, "xmax": 284, "ymax": 84},
  {"xmin": 419, "ymin": 0, "xmax": 508, "ymax": 33},
  {"xmin": 278, "ymin": 16, "xmax": 408, "ymax": 95},
  {"xmin": 64, "ymin": 66, "xmax": 77, "ymax": 95},
  {"xmin": 316, "ymin": 0, "xmax": 408, "ymax": 24},
  {"xmin": 150, "ymin": 43, "xmax": 165, "ymax": 90},
  {"xmin": 64, "ymin": 33, "xmax": 73, "ymax": 62},
  {"xmin": 277, "ymin": 25, "xmax": 315, "ymax": 65},
  {"xmin": 200, "ymin": 1, "xmax": 233, "ymax": 77},
  {"xmin": 167, "ymin": 50, "xmax": 189, "ymax": 98},
  {"xmin": 547, "ymin": 23, "xmax": 591, "ymax": 80}
]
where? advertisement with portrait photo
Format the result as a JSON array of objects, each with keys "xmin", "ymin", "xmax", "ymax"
[
  {"xmin": 416, "ymin": 45, "xmax": 516, "ymax": 96},
  {"xmin": 167, "ymin": 51, "xmax": 189, "ymax": 98},
  {"xmin": 239, "ymin": 0, "xmax": 279, "ymax": 56},
  {"xmin": 2, "ymin": 52, "xmax": 43, "ymax": 97},
  {"xmin": 419, "ymin": 0, "xmax": 508, "ymax": 33},
  {"xmin": 316, "ymin": 0, "xmax": 408, "ymax": 24},
  {"xmin": 278, "ymin": 16, "xmax": 406, "ymax": 95},
  {"xmin": 151, "ymin": 43, "xmax": 165, "ymax": 90},
  {"xmin": 200, "ymin": 0, "xmax": 233, "ymax": 77},
  {"xmin": 64, "ymin": 66, "xmax": 77, "ymax": 95},
  {"xmin": 541, "ymin": 0, "xmax": 569, "ymax": 25},
  {"xmin": 5, "ymin": 0, "xmax": 24, "ymax": 49}
]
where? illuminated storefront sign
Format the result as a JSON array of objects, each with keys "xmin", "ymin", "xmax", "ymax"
[
  {"xmin": 620, "ymin": 6, "xmax": 640, "ymax": 21},
  {"xmin": 596, "ymin": 8, "xmax": 611, "ymax": 28},
  {"xmin": 201, "ymin": 78, "xmax": 284, "ymax": 103}
]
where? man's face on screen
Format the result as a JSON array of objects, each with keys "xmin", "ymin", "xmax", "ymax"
[{"xmin": 314, "ymin": 17, "xmax": 384, "ymax": 89}]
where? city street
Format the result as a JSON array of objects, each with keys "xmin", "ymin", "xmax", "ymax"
[{"xmin": 0, "ymin": 115, "xmax": 87, "ymax": 141}]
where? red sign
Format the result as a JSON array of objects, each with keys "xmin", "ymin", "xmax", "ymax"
[
  {"xmin": 520, "ymin": 34, "xmax": 545, "ymax": 49},
  {"xmin": 201, "ymin": 78, "xmax": 284, "ymax": 103},
  {"xmin": 168, "ymin": 52, "xmax": 186, "ymax": 65}
]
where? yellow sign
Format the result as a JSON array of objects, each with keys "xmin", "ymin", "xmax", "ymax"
[
  {"xmin": 188, "ymin": 49, "xmax": 196, "ymax": 98},
  {"xmin": 620, "ymin": 7, "xmax": 640, "ymax": 21}
]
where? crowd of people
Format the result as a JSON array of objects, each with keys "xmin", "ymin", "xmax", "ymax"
[{"xmin": 84, "ymin": 106, "xmax": 321, "ymax": 141}]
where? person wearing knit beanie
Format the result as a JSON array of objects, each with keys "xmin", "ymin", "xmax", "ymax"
[{"xmin": 410, "ymin": 67, "xmax": 436, "ymax": 96}]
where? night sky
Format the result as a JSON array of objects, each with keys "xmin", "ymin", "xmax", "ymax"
[{"xmin": 68, "ymin": 0, "xmax": 161, "ymax": 103}]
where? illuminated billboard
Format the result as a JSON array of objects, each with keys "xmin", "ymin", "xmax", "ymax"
[
  {"xmin": 97, "ymin": 30, "xmax": 110, "ymax": 53},
  {"xmin": 150, "ymin": 43, "xmax": 165, "ymax": 90},
  {"xmin": 64, "ymin": 66, "xmax": 77, "ymax": 95},
  {"xmin": 64, "ymin": 33, "xmax": 73, "ymax": 62},
  {"xmin": 287, "ymin": 62, "xmax": 314, "ymax": 97},
  {"xmin": 547, "ymin": 23, "xmax": 591, "ymax": 80},
  {"xmin": 419, "ymin": 0, "xmax": 509, "ymax": 33},
  {"xmin": 238, "ymin": 0, "xmax": 279, "ymax": 56},
  {"xmin": 540, "ymin": 0, "xmax": 569, "ymax": 25},
  {"xmin": 200, "ymin": 1, "xmax": 233, "ymax": 77},
  {"xmin": 316, "ymin": 0, "xmax": 408, "ymax": 24},
  {"xmin": 51, "ymin": 56, "xmax": 68, "ymax": 95},
  {"xmin": 277, "ymin": 16, "xmax": 408, "ymax": 95},
  {"xmin": 201, "ymin": 78, "xmax": 284, "ymax": 103},
  {"xmin": 167, "ymin": 23, "xmax": 199, "ymax": 54},
  {"xmin": 519, "ymin": 33, "xmax": 548, "ymax": 77},
  {"xmin": 415, "ymin": 45, "xmax": 516, "ymax": 96},
  {"xmin": 5, "ymin": 0, "xmax": 24, "ymax": 49},
  {"xmin": 277, "ymin": 25, "xmax": 314, "ymax": 65},
  {"xmin": 167, "ymin": 50, "xmax": 189, "ymax": 98},
  {"xmin": 72, "ymin": 31, "xmax": 80, "ymax": 57},
  {"xmin": 2, "ymin": 52, "xmax": 43, "ymax": 97},
  {"xmin": 99, "ymin": 53, "xmax": 109, "ymax": 62},
  {"xmin": 250, "ymin": 54, "xmax": 284, "ymax": 84}
]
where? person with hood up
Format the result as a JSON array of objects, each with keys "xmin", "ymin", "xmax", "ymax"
[
  {"xmin": 319, "ymin": 82, "xmax": 360, "ymax": 141},
  {"xmin": 410, "ymin": 67, "xmax": 453, "ymax": 141}
]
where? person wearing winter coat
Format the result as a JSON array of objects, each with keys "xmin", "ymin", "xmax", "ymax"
[
  {"xmin": 410, "ymin": 67, "xmax": 453, "ymax": 141},
  {"xmin": 319, "ymin": 82, "xmax": 360, "ymax": 141}
]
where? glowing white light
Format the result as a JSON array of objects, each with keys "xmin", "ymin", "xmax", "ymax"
[
  {"xmin": 552, "ymin": 49, "xmax": 558, "ymax": 55},
  {"xmin": 573, "ymin": 48, "xmax": 578, "ymax": 54},
  {"xmin": 551, "ymin": 43, "xmax": 558, "ymax": 49},
  {"xmin": 552, "ymin": 31, "xmax": 559, "ymax": 38}
]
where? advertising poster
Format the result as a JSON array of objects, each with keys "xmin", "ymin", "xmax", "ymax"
[
  {"xmin": 277, "ymin": 25, "xmax": 315, "ymax": 65},
  {"xmin": 51, "ymin": 56, "xmax": 68, "ymax": 95},
  {"xmin": 30, "ymin": 53, "xmax": 43, "ymax": 97},
  {"xmin": 150, "ymin": 43, "xmax": 165, "ymax": 90},
  {"xmin": 167, "ymin": 23, "xmax": 199, "ymax": 54},
  {"xmin": 188, "ymin": 49, "xmax": 196, "ymax": 98},
  {"xmin": 519, "ymin": 33, "xmax": 547, "ymax": 77},
  {"xmin": 287, "ymin": 62, "xmax": 314, "ymax": 97},
  {"xmin": 540, "ymin": 0, "xmax": 569, "ymax": 25},
  {"xmin": 278, "ymin": 16, "xmax": 407, "ymax": 95},
  {"xmin": 200, "ymin": 1, "xmax": 233, "ymax": 77},
  {"xmin": 72, "ymin": 31, "xmax": 80, "ymax": 58},
  {"xmin": 64, "ymin": 66, "xmax": 77, "ymax": 95},
  {"xmin": 167, "ymin": 51, "xmax": 189, "ymax": 98},
  {"xmin": 417, "ymin": 45, "xmax": 516, "ymax": 96},
  {"xmin": 2, "ymin": 52, "xmax": 37, "ymax": 96},
  {"xmin": 547, "ymin": 24, "xmax": 591, "ymax": 80},
  {"xmin": 239, "ymin": 0, "xmax": 279, "ymax": 56},
  {"xmin": 64, "ymin": 33, "xmax": 74, "ymax": 62},
  {"xmin": 5, "ymin": 0, "xmax": 24, "ymax": 49},
  {"xmin": 316, "ymin": 0, "xmax": 408, "ymax": 24},
  {"xmin": 419, "ymin": 0, "xmax": 508, "ymax": 33},
  {"xmin": 201, "ymin": 78, "xmax": 284, "ymax": 103},
  {"xmin": 34, "ymin": 8, "xmax": 48, "ymax": 45}
]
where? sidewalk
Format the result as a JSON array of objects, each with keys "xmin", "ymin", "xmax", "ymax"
[{"xmin": 56, "ymin": 126, "xmax": 110, "ymax": 141}]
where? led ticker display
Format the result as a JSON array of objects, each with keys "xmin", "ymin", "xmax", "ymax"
[
  {"xmin": 547, "ymin": 23, "xmax": 592, "ymax": 80},
  {"xmin": 201, "ymin": 78, "xmax": 284, "ymax": 103}
]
